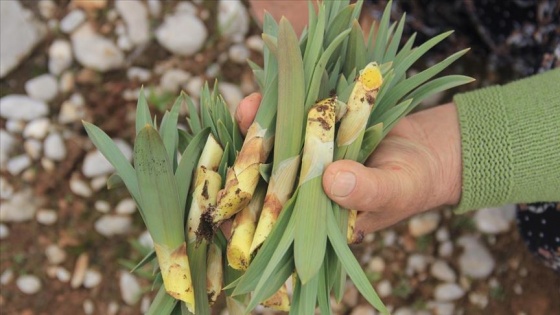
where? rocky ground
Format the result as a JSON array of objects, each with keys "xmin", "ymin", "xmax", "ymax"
[{"xmin": 0, "ymin": 1, "xmax": 558, "ymax": 315}]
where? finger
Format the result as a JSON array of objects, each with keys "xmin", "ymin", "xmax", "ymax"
[
  {"xmin": 322, "ymin": 160, "xmax": 403, "ymax": 212},
  {"xmin": 235, "ymin": 92, "xmax": 261, "ymax": 136},
  {"xmin": 354, "ymin": 211, "xmax": 401, "ymax": 235}
]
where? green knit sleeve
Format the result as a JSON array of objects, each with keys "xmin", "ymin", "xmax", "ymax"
[{"xmin": 453, "ymin": 69, "xmax": 560, "ymax": 214}]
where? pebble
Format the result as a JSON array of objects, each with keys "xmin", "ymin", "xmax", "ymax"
[
  {"xmin": 350, "ymin": 305, "xmax": 376, "ymax": 315},
  {"xmin": 218, "ymin": 82, "xmax": 244, "ymax": 114},
  {"xmin": 0, "ymin": 1, "xmax": 46, "ymax": 78},
  {"xmin": 147, "ymin": 0, "xmax": 162, "ymax": 17},
  {"xmin": 44, "ymin": 132, "xmax": 66, "ymax": 161},
  {"xmin": 24, "ymin": 118, "xmax": 51, "ymax": 139},
  {"xmin": 94, "ymin": 200, "xmax": 111, "ymax": 213},
  {"xmin": 90, "ymin": 175, "xmax": 108, "ymax": 191},
  {"xmin": 246, "ymin": 35, "xmax": 264, "ymax": 52},
  {"xmin": 127, "ymin": 67, "xmax": 152, "ymax": 82},
  {"xmin": 71, "ymin": 253, "xmax": 89, "ymax": 288},
  {"xmin": 160, "ymin": 69, "xmax": 191, "ymax": 92},
  {"xmin": 83, "ymin": 269, "xmax": 102, "ymax": 288},
  {"xmin": 59, "ymin": 71, "xmax": 75, "ymax": 94},
  {"xmin": 468, "ymin": 292, "xmax": 489, "ymax": 309},
  {"xmin": 82, "ymin": 139, "xmax": 133, "ymax": 178},
  {"xmin": 458, "ymin": 236, "xmax": 495, "ymax": 279},
  {"xmin": 0, "ymin": 189, "xmax": 37, "ymax": 222},
  {"xmin": 474, "ymin": 205, "xmax": 516, "ymax": 234},
  {"xmin": 408, "ymin": 212, "xmax": 440, "ymax": 237},
  {"xmin": 367, "ymin": 256, "xmax": 386, "ymax": 273},
  {"xmin": 41, "ymin": 157, "xmax": 56, "ymax": 172},
  {"xmin": 436, "ymin": 227, "xmax": 450, "ymax": 242},
  {"xmin": 430, "ymin": 260, "xmax": 456, "ymax": 282},
  {"xmin": 218, "ymin": 0, "xmax": 249, "ymax": 42},
  {"xmin": 0, "ymin": 130, "xmax": 15, "ymax": 168},
  {"xmin": 24, "ymin": 140, "xmax": 42, "ymax": 160},
  {"xmin": 229, "ymin": 44, "xmax": 250, "ymax": 64},
  {"xmin": 45, "ymin": 244, "xmax": 66, "ymax": 264},
  {"xmin": 117, "ymin": 34, "xmax": 134, "ymax": 51},
  {"xmin": 7, "ymin": 154, "xmax": 32, "ymax": 176},
  {"xmin": 185, "ymin": 76, "xmax": 204, "ymax": 98},
  {"xmin": 342, "ymin": 284, "xmax": 358, "ymax": 306},
  {"xmin": 376, "ymin": 280, "xmax": 392, "ymax": 298},
  {"xmin": 0, "ymin": 268, "xmax": 14, "ymax": 285},
  {"xmin": 205, "ymin": 63, "xmax": 221, "ymax": 78},
  {"xmin": 393, "ymin": 308, "xmax": 414, "ymax": 315},
  {"xmin": 73, "ymin": 0, "xmax": 108, "ymax": 11},
  {"xmin": 0, "ymin": 177, "xmax": 14, "ymax": 200},
  {"xmin": 48, "ymin": 40, "xmax": 73, "ymax": 75},
  {"xmin": 25, "ymin": 74, "xmax": 59, "ymax": 102},
  {"xmin": 116, "ymin": 198, "xmax": 136, "ymax": 214},
  {"xmin": 176, "ymin": 2, "xmax": 198, "ymax": 15},
  {"xmin": 138, "ymin": 230, "xmax": 154, "ymax": 249},
  {"xmin": 156, "ymin": 10, "xmax": 207, "ymax": 56},
  {"xmin": 115, "ymin": 0, "xmax": 150, "ymax": 46},
  {"xmin": 16, "ymin": 275, "xmax": 42, "ymax": 295},
  {"xmin": 427, "ymin": 301, "xmax": 455, "ymax": 315},
  {"xmin": 38, "ymin": 0, "xmax": 57, "ymax": 19},
  {"xmin": 5, "ymin": 121, "xmax": 25, "ymax": 134},
  {"xmin": 83, "ymin": 299, "xmax": 95, "ymax": 315},
  {"xmin": 514, "ymin": 283, "xmax": 523, "ymax": 295},
  {"xmin": 58, "ymin": 99, "xmax": 86, "ymax": 124},
  {"xmin": 120, "ymin": 271, "xmax": 142, "ymax": 305},
  {"xmin": 406, "ymin": 254, "xmax": 429, "ymax": 275},
  {"xmin": 94, "ymin": 215, "xmax": 132, "ymax": 237},
  {"xmin": 55, "ymin": 267, "xmax": 71, "ymax": 282},
  {"xmin": 434, "ymin": 283, "xmax": 465, "ymax": 301},
  {"xmin": 71, "ymin": 23, "xmax": 125, "ymax": 72},
  {"xmin": 70, "ymin": 175, "xmax": 93, "ymax": 198},
  {"xmin": 37, "ymin": 209, "xmax": 58, "ymax": 225},
  {"xmin": 0, "ymin": 224, "xmax": 9, "ymax": 239},
  {"xmin": 140, "ymin": 297, "xmax": 151, "ymax": 314},
  {"xmin": 438, "ymin": 241, "xmax": 453, "ymax": 257},
  {"xmin": 60, "ymin": 10, "xmax": 86, "ymax": 34},
  {"xmin": 0, "ymin": 95, "xmax": 49, "ymax": 121}
]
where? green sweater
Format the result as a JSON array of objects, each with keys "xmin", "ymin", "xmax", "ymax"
[{"xmin": 453, "ymin": 69, "xmax": 560, "ymax": 214}]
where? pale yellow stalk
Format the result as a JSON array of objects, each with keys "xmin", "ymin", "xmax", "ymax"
[{"xmin": 206, "ymin": 242, "xmax": 223, "ymax": 305}]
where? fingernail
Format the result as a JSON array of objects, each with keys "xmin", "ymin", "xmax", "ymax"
[
  {"xmin": 331, "ymin": 171, "xmax": 356, "ymax": 197},
  {"xmin": 235, "ymin": 106, "xmax": 244, "ymax": 123}
]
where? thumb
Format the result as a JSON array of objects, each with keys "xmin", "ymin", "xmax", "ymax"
[{"xmin": 322, "ymin": 160, "xmax": 403, "ymax": 212}]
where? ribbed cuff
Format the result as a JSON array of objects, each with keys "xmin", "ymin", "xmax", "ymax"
[{"xmin": 453, "ymin": 69, "xmax": 560, "ymax": 214}]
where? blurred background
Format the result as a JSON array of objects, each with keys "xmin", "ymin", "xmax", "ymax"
[{"xmin": 0, "ymin": 0, "xmax": 558, "ymax": 314}]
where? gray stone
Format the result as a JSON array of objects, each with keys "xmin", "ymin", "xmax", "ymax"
[
  {"xmin": 116, "ymin": 198, "xmax": 136, "ymax": 214},
  {"xmin": 427, "ymin": 301, "xmax": 455, "ymax": 315},
  {"xmin": 468, "ymin": 292, "xmax": 489, "ymax": 309},
  {"xmin": 218, "ymin": 0, "xmax": 249, "ymax": 42},
  {"xmin": 71, "ymin": 23, "xmax": 124, "ymax": 72},
  {"xmin": 218, "ymin": 82, "xmax": 243, "ymax": 115},
  {"xmin": 0, "ymin": 268, "xmax": 14, "ymax": 285},
  {"xmin": 48, "ymin": 39, "xmax": 73, "ymax": 75},
  {"xmin": 438, "ymin": 241, "xmax": 453, "ymax": 257},
  {"xmin": 115, "ymin": 0, "xmax": 150, "ymax": 46},
  {"xmin": 458, "ymin": 236, "xmax": 495, "ymax": 279},
  {"xmin": 127, "ymin": 67, "xmax": 152, "ymax": 82},
  {"xmin": 430, "ymin": 260, "xmax": 456, "ymax": 282},
  {"xmin": 60, "ymin": 10, "xmax": 86, "ymax": 34},
  {"xmin": 25, "ymin": 74, "xmax": 59, "ymax": 102},
  {"xmin": 0, "ymin": 176, "xmax": 14, "ymax": 200},
  {"xmin": 44, "ymin": 132, "xmax": 66, "ymax": 161},
  {"xmin": 406, "ymin": 254, "xmax": 429, "ymax": 275},
  {"xmin": 55, "ymin": 267, "xmax": 71, "ymax": 282},
  {"xmin": 160, "ymin": 69, "xmax": 191, "ymax": 92},
  {"xmin": 147, "ymin": 0, "xmax": 162, "ymax": 17},
  {"xmin": 120, "ymin": 271, "xmax": 142, "ymax": 305},
  {"xmin": 0, "ymin": 130, "xmax": 15, "ymax": 168},
  {"xmin": 37, "ymin": 209, "xmax": 58, "ymax": 225},
  {"xmin": 434, "ymin": 283, "xmax": 465, "ymax": 301},
  {"xmin": 24, "ymin": 118, "xmax": 51, "ymax": 139},
  {"xmin": 83, "ymin": 269, "xmax": 102, "ymax": 288},
  {"xmin": 83, "ymin": 299, "xmax": 95, "ymax": 315},
  {"xmin": 229, "ymin": 44, "xmax": 250, "ymax": 64},
  {"xmin": 7, "ymin": 155, "xmax": 32, "ymax": 175},
  {"xmin": 185, "ymin": 76, "xmax": 204, "ymax": 98},
  {"xmin": 0, "ymin": 223, "xmax": 9, "ymax": 239},
  {"xmin": 45, "ymin": 244, "xmax": 66, "ymax": 264},
  {"xmin": 138, "ymin": 230, "xmax": 154, "ymax": 249},
  {"xmin": 82, "ymin": 139, "xmax": 132, "ymax": 177},
  {"xmin": 5, "ymin": 120, "xmax": 25, "ymax": 134},
  {"xmin": 205, "ymin": 63, "xmax": 221, "ymax": 78},
  {"xmin": 94, "ymin": 215, "xmax": 132, "ymax": 237},
  {"xmin": 156, "ymin": 10, "xmax": 207, "ymax": 56},
  {"xmin": 16, "ymin": 275, "xmax": 42, "ymax": 295},
  {"xmin": 0, "ymin": 189, "xmax": 37, "ymax": 222},
  {"xmin": 0, "ymin": 95, "xmax": 48, "ymax": 121},
  {"xmin": 38, "ymin": 0, "xmax": 57, "ymax": 19},
  {"xmin": 408, "ymin": 212, "xmax": 440, "ymax": 237},
  {"xmin": 376, "ymin": 280, "xmax": 392, "ymax": 298},
  {"xmin": 474, "ymin": 205, "xmax": 516, "ymax": 234},
  {"xmin": 0, "ymin": 1, "xmax": 46, "ymax": 78}
]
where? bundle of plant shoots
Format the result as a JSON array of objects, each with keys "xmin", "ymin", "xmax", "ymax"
[{"xmin": 83, "ymin": 1, "xmax": 472, "ymax": 314}]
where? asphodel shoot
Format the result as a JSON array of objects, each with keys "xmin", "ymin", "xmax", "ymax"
[{"xmin": 206, "ymin": 242, "xmax": 223, "ymax": 306}]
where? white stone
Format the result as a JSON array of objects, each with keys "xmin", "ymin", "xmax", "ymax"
[
  {"xmin": 117, "ymin": 35, "xmax": 134, "ymax": 51},
  {"xmin": 147, "ymin": 0, "xmax": 162, "ymax": 17},
  {"xmin": 138, "ymin": 230, "xmax": 154, "ymax": 249},
  {"xmin": 44, "ymin": 132, "xmax": 66, "ymax": 161},
  {"xmin": 160, "ymin": 69, "xmax": 191, "ymax": 92},
  {"xmin": 45, "ymin": 244, "xmax": 66, "ymax": 264},
  {"xmin": 16, "ymin": 275, "xmax": 42, "ymax": 295},
  {"xmin": 458, "ymin": 235, "xmax": 495, "ymax": 279},
  {"xmin": 246, "ymin": 35, "xmax": 264, "ymax": 52},
  {"xmin": 228, "ymin": 44, "xmax": 250, "ymax": 64},
  {"xmin": 436, "ymin": 228, "xmax": 450, "ymax": 242},
  {"xmin": 185, "ymin": 76, "xmax": 204, "ymax": 98},
  {"xmin": 41, "ymin": 157, "xmax": 55, "ymax": 172},
  {"xmin": 376, "ymin": 280, "xmax": 392, "ymax": 298},
  {"xmin": 59, "ymin": 71, "xmax": 75, "ymax": 93},
  {"xmin": 0, "ymin": 223, "xmax": 9, "ymax": 239},
  {"xmin": 48, "ymin": 40, "xmax": 73, "ymax": 75},
  {"xmin": 427, "ymin": 301, "xmax": 455, "ymax": 315},
  {"xmin": 0, "ymin": 176, "xmax": 14, "ymax": 199},
  {"xmin": 408, "ymin": 212, "xmax": 440, "ymax": 237},
  {"xmin": 107, "ymin": 301, "xmax": 120, "ymax": 315},
  {"xmin": 0, "ymin": 189, "xmax": 37, "ymax": 222},
  {"xmin": 434, "ymin": 283, "xmax": 465, "ymax": 301},
  {"xmin": 367, "ymin": 256, "xmax": 385, "ymax": 273},
  {"xmin": 383, "ymin": 230, "xmax": 397, "ymax": 246},
  {"xmin": 56, "ymin": 266, "xmax": 71, "ymax": 282},
  {"xmin": 120, "ymin": 271, "xmax": 142, "ymax": 305},
  {"xmin": 205, "ymin": 63, "xmax": 221, "ymax": 78},
  {"xmin": 24, "ymin": 118, "xmax": 51, "ymax": 139},
  {"xmin": 5, "ymin": 120, "xmax": 25, "ymax": 134},
  {"xmin": 0, "ymin": 1, "xmax": 46, "ymax": 78},
  {"xmin": 176, "ymin": 2, "xmax": 198, "ymax": 15},
  {"xmin": 116, "ymin": 198, "xmax": 136, "ymax": 214},
  {"xmin": 24, "ymin": 139, "xmax": 42, "ymax": 160},
  {"xmin": 90, "ymin": 175, "xmax": 108, "ymax": 191},
  {"xmin": 350, "ymin": 305, "xmax": 376, "ymax": 315},
  {"xmin": 25, "ymin": 74, "xmax": 58, "ymax": 103},
  {"xmin": 38, "ymin": 0, "xmax": 57, "ymax": 19},
  {"xmin": 58, "ymin": 94, "xmax": 86, "ymax": 124},
  {"xmin": 94, "ymin": 215, "xmax": 132, "ymax": 237},
  {"xmin": 140, "ymin": 297, "xmax": 151, "ymax": 314},
  {"xmin": 94, "ymin": 200, "xmax": 111, "ymax": 213},
  {"xmin": 115, "ymin": 0, "xmax": 150, "ymax": 46},
  {"xmin": 60, "ymin": 10, "xmax": 86, "ymax": 34},
  {"xmin": 0, "ymin": 268, "xmax": 14, "ymax": 285},
  {"xmin": 0, "ymin": 95, "xmax": 48, "ymax": 121},
  {"xmin": 37, "ymin": 209, "xmax": 58, "ymax": 225},
  {"xmin": 218, "ymin": 0, "xmax": 249, "ymax": 42},
  {"xmin": 0, "ymin": 130, "xmax": 15, "ymax": 168},
  {"xmin": 83, "ymin": 299, "xmax": 95, "ymax": 315},
  {"xmin": 7, "ymin": 155, "xmax": 32, "ymax": 175},
  {"xmin": 83, "ymin": 269, "xmax": 102, "ymax": 288},
  {"xmin": 70, "ymin": 175, "xmax": 93, "ymax": 198},
  {"xmin": 438, "ymin": 241, "xmax": 453, "ymax": 257},
  {"xmin": 406, "ymin": 254, "xmax": 429, "ymax": 275},
  {"xmin": 218, "ymin": 82, "xmax": 243, "ymax": 115},
  {"xmin": 127, "ymin": 67, "xmax": 152, "ymax": 82},
  {"xmin": 468, "ymin": 292, "xmax": 489, "ymax": 309},
  {"xmin": 430, "ymin": 260, "xmax": 456, "ymax": 282},
  {"xmin": 393, "ymin": 308, "xmax": 414, "ymax": 315},
  {"xmin": 82, "ymin": 139, "xmax": 132, "ymax": 177},
  {"xmin": 474, "ymin": 205, "xmax": 516, "ymax": 234},
  {"xmin": 71, "ymin": 23, "xmax": 124, "ymax": 72},
  {"xmin": 155, "ymin": 11, "xmax": 207, "ymax": 56}
]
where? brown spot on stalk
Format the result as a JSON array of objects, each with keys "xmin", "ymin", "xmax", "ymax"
[
  {"xmin": 201, "ymin": 180, "xmax": 209, "ymax": 199},
  {"xmin": 366, "ymin": 94, "xmax": 375, "ymax": 105},
  {"xmin": 264, "ymin": 195, "xmax": 283, "ymax": 217},
  {"xmin": 316, "ymin": 117, "xmax": 332, "ymax": 130},
  {"xmin": 208, "ymin": 291, "xmax": 216, "ymax": 303},
  {"xmin": 350, "ymin": 231, "xmax": 365, "ymax": 244},
  {"xmin": 197, "ymin": 209, "xmax": 218, "ymax": 243}
]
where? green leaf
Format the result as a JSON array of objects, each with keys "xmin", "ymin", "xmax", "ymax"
[
  {"xmin": 136, "ymin": 87, "xmax": 152, "ymax": 135},
  {"xmin": 297, "ymin": 272, "xmax": 319, "ymax": 314},
  {"xmin": 383, "ymin": 14, "xmax": 406, "ymax": 62},
  {"xmin": 344, "ymin": 20, "xmax": 367, "ymax": 77},
  {"xmin": 317, "ymin": 261, "xmax": 332, "ymax": 315},
  {"xmin": 187, "ymin": 243, "xmax": 210, "ymax": 315},
  {"xmin": 106, "ymin": 173, "xmax": 124, "ymax": 190},
  {"xmin": 358, "ymin": 122, "xmax": 384, "ymax": 163},
  {"xmin": 218, "ymin": 143, "xmax": 230, "ymax": 181},
  {"xmin": 262, "ymin": 34, "xmax": 278, "ymax": 58},
  {"xmin": 159, "ymin": 110, "xmax": 179, "ymax": 168},
  {"xmin": 259, "ymin": 163, "xmax": 273, "ymax": 183},
  {"xmin": 371, "ymin": 0, "xmax": 392, "ymax": 62},
  {"xmin": 303, "ymin": 4, "xmax": 326, "ymax": 87},
  {"xmin": 186, "ymin": 96, "xmax": 201, "ymax": 134},
  {"xmin": 325, "ymin": 4, "xmax": 355, "ymax": 47},
  {"xmin": 177, "ymin": 129, "xmax": 192, "ymax": 154},
  {"xmin": 130, "ymin": 249, "xmax": 156, "ymax": 273},
  {"xmin": 146, "ymin": 286, "xmax": 177, "ymax": 315}
]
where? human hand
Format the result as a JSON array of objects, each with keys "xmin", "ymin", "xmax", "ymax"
[{"xmin": 235, "ymin": 93, "xmax": 462, "ymax": 236}]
